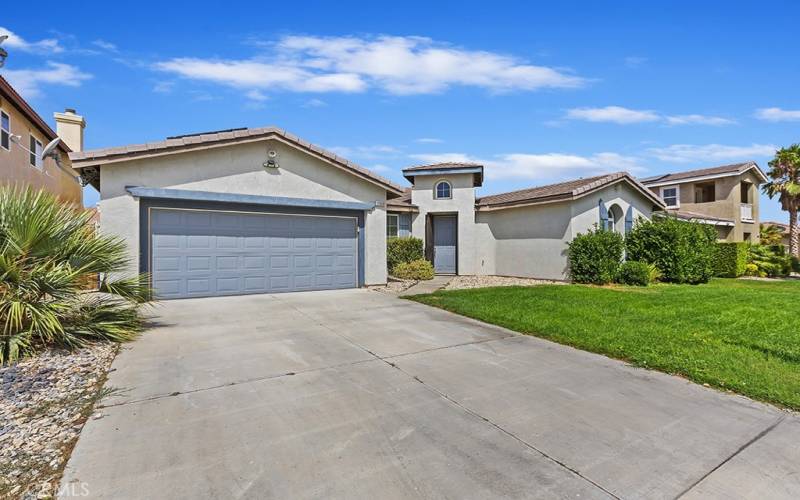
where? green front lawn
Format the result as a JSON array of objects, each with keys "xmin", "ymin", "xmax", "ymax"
[{"xmin": 408, "ymin": 279, "xmax": 800, "ymax": 410}]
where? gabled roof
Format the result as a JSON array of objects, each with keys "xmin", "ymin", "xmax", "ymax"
[
  {"xmin": 0, "ymin": 75, "xmax": 70, "ymax": 154},
  {"xmin": 69, "ymin": 126, "xmax": 405, "ymax": 196},
  {"xmin": 640, "ymin": 161, "xmax": 768, "ymax": 186},
  {"xmin": 476, "ymin": 172, "xmax": 665, "ymax": 210},
  {"xmin": 403, "ymin": 162, "xmax": 483, "ymax": 172},
  {"xmin": 762, "ymin": 221, "xmax": 789, "ymax": 232},
  {"xmin": 402, "ymin": 162, "xmax": 484, "ymax": 186},
  {"xmin": 385, "ymin": 189, "xmax": 418, "ymax": 212}
]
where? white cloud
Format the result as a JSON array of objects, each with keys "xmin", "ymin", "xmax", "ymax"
[
  {"xmin": 2, "ymin": 62, "xmax": 91, "ymax": 98},
  {"xmin": 754, "ymin": 107, "xmax": 800, "ymax": 122},
  {"xmin": 566, "ymin": 106, "xmax": 660, "ymax": 124},
  {"xmin": 646, "ymin": 143, "xmax": 777, "ymax": 163},
  {"xmin": 155, "ymin": 58, "xmax": 366, "ymax": 93},
  {"xmin": 624, "ymin": 56, "xmax": 648, "ymax": 68},
  {"xmin": 91, "ymin": 39, "xmax": 118, "ymax": 52},
  {"xmin": 245, "ymin": 89, "xmax": 268, "ymax": 102},
  {"xmin": 415, "ymin": 137, "xmax": 443, "ymax": 144},
  {"xmin": 664, "ymin": 114, "xmax": 736, "ymax": 126},
  {"xmin": 153, "ymin": 80, "xmax": 175, "ymax": 93},
  {"xmin": 0, "ymin": 27, "xmax": 63, "ymax": 54},
  {"xmin": 410, "ymin": 151, "xmax": 641, "ymax": 181},
  {"xmin": 302, "ymin": 98, "xmax": 327, "ymax": 107},
  {"xmin": 155, "ymin": 34, "xmax": 587, "ymax": 98},
  {"xmin": 565, "ymin": 106, "xmax": 734, "ymax": 126}
]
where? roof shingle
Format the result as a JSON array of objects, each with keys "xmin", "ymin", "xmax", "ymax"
[
  {"xmin": 69, "ymin": 126, "xmax": 405, "ymax": 195},
  {"xmin": 640, "ymin": 161, "xmax": 766, "ymax": 184},
  {"xmin": 476, "ymin": 172, "xmax": 663, "ymax": 209}
]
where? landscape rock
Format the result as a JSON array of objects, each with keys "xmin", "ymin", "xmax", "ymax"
[{"xmin": 0, "ymin": 344, "xmax": 117, "ymax": 499}]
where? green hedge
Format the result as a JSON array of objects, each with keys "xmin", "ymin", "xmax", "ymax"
[
  {"xmin": 387, "ymin": 236, "xmax": 423, "ymax": 273},
  {"xmin": 616, "ymin": 261, "xmax": 652, "ymax": 286},
  {"xmin": 714, "ymin": 242, "xmax": 749, "ymax": 277},
  {"xmin": 567, "ymin": 226, "xmax": 624, "ymax": 284},
  {"xmin": 392, "ymin": 259, "xmax": 435, "ymax": 280},
  {"xmin": 626, "ymin": 216, "xmax": 717, "ymax": 284}
]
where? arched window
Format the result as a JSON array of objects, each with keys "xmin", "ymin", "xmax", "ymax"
[
  {"xmin": 434, "ymin": 180, "xmax": 452, "ymax": 199},
  {"xmin": 607, "ymin": 204, "xmax": 624, "ymax": 233}
]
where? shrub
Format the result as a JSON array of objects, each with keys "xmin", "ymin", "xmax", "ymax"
[
  {"xmin": 392, "ymin": 259, "xmax": 434, "ymax": 280},
  {"xmin": 387, "ymin": 236, "xmax": 424, "ymax": 272},
  {"xmin": 748, "ymin": 244, "xmax": 791, "ymax": 277},
  {"xmin": 625, "ymin": 216, "xmax": 717, "ymax": 284},
  {"xmin": 745, "ymin": 263, "xmax": 760, "ymax": 276},
  {"xmin": 0, "ymin": 188, "xmax": 151, "ymax": 364},
  {"xmin": 793, "ymin": 255, "xmax": 800, "ymax": 274},
  {"xmin": 567, "ymin": 226, "xmax": 624, "ymax": 284},
  {"xmin": 714, "ymin": 242, "xmax": 749, "ymax": 277},
  {"xmin": 616, "ymin": 261, "xmax": 652, "ymax": 286}
]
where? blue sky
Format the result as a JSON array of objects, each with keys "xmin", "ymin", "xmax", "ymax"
[{"xmin": 1, "ymin": 0, "xmax": 798, "ymax": 222}]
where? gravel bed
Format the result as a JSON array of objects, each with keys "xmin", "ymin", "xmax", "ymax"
[
  {"xmin": 1, "ymin": 344, "xmax": 118, "ymax": 499},
  {"xmin": 445, "ymin": 275, "xmax": 563, "ymax": 290}
]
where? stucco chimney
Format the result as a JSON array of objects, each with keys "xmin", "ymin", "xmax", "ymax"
[{"xmin": 54, "ymin": 108, "xmax": 86, "ymax": 152}]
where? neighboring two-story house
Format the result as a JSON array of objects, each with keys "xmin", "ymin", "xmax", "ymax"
[
  {"xmin": 0, "ymin": 75, "xmax": 86, "ymax": 204},
  {"xmin": 640, "ymin": 162, "xmax": 767, "ymax": 242}
]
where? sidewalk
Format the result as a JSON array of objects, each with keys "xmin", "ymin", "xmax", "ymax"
[{"xmin": 398, "ymin": 275, "xmax": 452, "ymax": 296}]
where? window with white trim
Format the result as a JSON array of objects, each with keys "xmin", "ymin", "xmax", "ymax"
[
  {"xmin": 434, "ymin": 180, "xmax": 452, "ymax": 199},
  {"xmin": 661, "ymin": 186, "xmax": 679, "ymax": 208},
  {"xmin": 387, "ymin": 213, "xmax": 399, "ymax": 237},
  {"xmin": 30, "ymin": 135, "xmax": 43, "ymax": 169},
  {"xmin": 1, "ymin": 111, "xmax": 9, "ymax": 151}
]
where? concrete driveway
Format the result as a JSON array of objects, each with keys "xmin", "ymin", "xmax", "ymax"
[{"xmin": 62, "ymin": 289, "xmax": 799, "ymax": 499}]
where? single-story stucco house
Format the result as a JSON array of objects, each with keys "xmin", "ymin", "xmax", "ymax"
[{"xmin": 71, "ymin": 126, "xmax": 665, "ymax": 299}]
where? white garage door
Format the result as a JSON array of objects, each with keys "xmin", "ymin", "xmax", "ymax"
[{"xmin": 150, "ymin": 208, "xmax": 358, "ymax": 299}]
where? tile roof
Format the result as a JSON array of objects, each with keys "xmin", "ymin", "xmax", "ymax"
[
  {"xmin": 762, "ymin": 221, "xmax": 789, "ymax": 232},
  {"xmin": 476, "ymin": 172, "xmax": 664, "ymax": 209},
  {"xmin": 69, "ymin": 126, "xmax": 405, "ymax": 195},
  {"xmin": 386, "ymin": 189, "xmax": 413, "ymax": 205},
  {"xmin": 402, "ymin": 162, "xmax": 483, "ymax": 172},
  {"xmin": 640, "ymin": 161, "xmax": 766, "ymax": 184},
  {"xmin": 0, "ymin": 75, "xmax": 70, "ymax": 153}
]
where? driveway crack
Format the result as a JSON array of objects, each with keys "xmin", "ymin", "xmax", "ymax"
[
  {"xmin": 674, "ymin": 415, "xmax": 787, "ymax": 499},
  {"xmin": 275, "ymin": 295, "xmax": 620, "ymax": 499}
]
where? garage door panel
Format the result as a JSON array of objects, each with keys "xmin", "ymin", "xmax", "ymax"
[{"xmin": 150, "ymin": 209, "xmax": 357, "ymax": 299}]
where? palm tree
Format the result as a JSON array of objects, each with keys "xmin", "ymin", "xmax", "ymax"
[
  {"xmin": 0, "ymin": 187, "xmax": 151, "ymax": 364},
  {"xmin": 763, "ymin": 145, "xmax": 800, "ymax": 257},
  {"xmin": 759, "ymin": 223, "xmax": 785, "ymax": 246}
]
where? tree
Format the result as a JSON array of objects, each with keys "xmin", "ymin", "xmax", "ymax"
[
  {"xmin": 759, "ymin": 223, "xmax": 785, "ymax": 246},
  {"xmin": 763, "ymin": 145, "xmax": 800, "ymax": 257},
  {"xmin": 0, "ymin": 188, "xmax": 150, "ymax": 364}
]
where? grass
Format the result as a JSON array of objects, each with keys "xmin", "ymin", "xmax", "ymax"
[{"xmin": 407, "ymin": 279, "xmax": 800, "ymax": 411}]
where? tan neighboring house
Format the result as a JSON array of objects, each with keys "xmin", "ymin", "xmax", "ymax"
[
  {"xmin": 0, "ymin": 75, "xmax": 85, "ymax": 204},
  {"xmin": 761, "ymin": 221, "xmax": 790, "ymax": 247},
  {"xmin": 641, "ymin": 162, "xmax": 767, "ymax": 242}
]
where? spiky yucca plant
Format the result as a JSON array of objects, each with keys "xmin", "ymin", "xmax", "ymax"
[{"xmin": 0, "ymin": 187, "xmax": 151, "ymax": 364}]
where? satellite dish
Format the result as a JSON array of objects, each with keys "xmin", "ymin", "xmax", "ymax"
[{"xmin": 41, "ymin": 138, "xmax": 61, "ymax": 159}]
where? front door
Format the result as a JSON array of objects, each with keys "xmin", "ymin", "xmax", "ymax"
[{"xmin": 433, "ymin": 215, "xmax": 457, "ymax": 274}]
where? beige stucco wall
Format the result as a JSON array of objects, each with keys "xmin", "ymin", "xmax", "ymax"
[
  {"xmin": 0, "ymin": 101, "xmax": 82, "ymax": 204},
  {"xmin": 410, "ymin": 173, "xmax": 478, "ymax": 274},
  {"xmin": 99, "ymin": 139, "xmax": 389, "ymax": 285},
  {"xmin": 474, "ymin": 181, "xmax": 655, "ymax": 280},
  {"xmin": 405, "ymin": 178, "xmax": 656, "ymax": 280},
  {"xmin": 652, "ymin": 171, "xmax": 761, "ymax": 242}
]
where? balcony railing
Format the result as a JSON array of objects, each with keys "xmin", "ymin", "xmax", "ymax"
[{"xmin": 740, "ymin": 203, "xmax": 754, "ymax": 222}]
